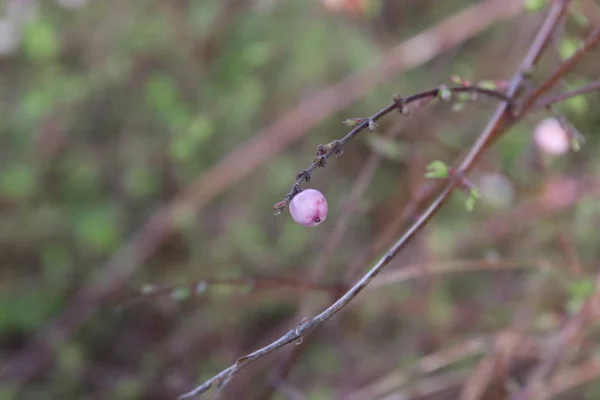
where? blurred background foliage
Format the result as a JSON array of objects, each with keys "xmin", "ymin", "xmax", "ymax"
[{"xmin": 0, "ymin": 0, "xmax": 600, "ymax": 399}]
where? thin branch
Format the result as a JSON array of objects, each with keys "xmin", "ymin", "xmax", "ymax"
[
  {"xmin": 516, "ymin": 28, "xmax": 600, "ymax": 117},
  {"xmin": 350, "ymin": 332, "xmax": 542, "ymax": 400},
  {"xmin": 273, "ymin": 85, "xmax": 510, "ymax": 212},
  {"xmin": 546, "ymin": 357, "xmax": 600, "ymax": 398},
  {"xmin": 459, "ymin": 282, "xmax": 543, "ymax": 400},
  {"xmin": 534, "ymin": 79, "xmax": 600, "ymax": 110},
  {"xmin": 348, "ymin": 337, "xmax": 489, "ymax": 400},
  {"xmin": 117, "ymin": 276, "xmax": 342, "ymax": 309},
  {"xmin": 366, "ymin": 258, "xmax": 558, "ymax": 291},
  {"xmin": 386, "ymin": 369, "xmax": 470, "ymax": 400},
  {"xmin": 510, "ymin": 270, "xmax": 600, "ymax": 400},
  {"xmin": 178, "ymin": 2, "xmax": 575, "ymax": 397}
]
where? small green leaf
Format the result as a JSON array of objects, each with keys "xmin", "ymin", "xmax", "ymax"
[
  {"xmin": 171, "ymin": 287, "xmax": 191, "ymax": 301},
  {"xmin": 569, "ymin": 278, "xmax": 595, "ymax": 300},
  {"xmin": 342, "ymin": 118, "xmax": 365, "ymax": 128},
  {"xmin": 570, "ymin": 10, "xmax": 588, "ymax": 28},
  {"xmin": 425, "ymin": 161, "xmax": 449, "ymax": 179},
  {"xmin": 524, "ymin": 0, "xmax": 546, "ymax": 12},
  {"xmin": 565, "ymin": 94, "xmax": 589, "ymax": 115},
  {"xmin": 464, "ymin": 188, "xmax": 480, "ymax": 212},
  {"xmin": 567, "ymin": 278, "xmax": 595, "ymax": 314},
  {"xmin": 566, "ymin": 122, "xmax": 585, "ymax": 152},
  {"xmin": 450, "ymin": 75, "xmax": 462, "ymax": 85},
  {"xmin": 23, "ymin": 18, "xmax": 60, "ymax": 61},
  {"xmin": 458, "ymin": 92, "xmax": 473, "ymax": 101},
  {"xmin": 74, "ymin": 207, "xmax": 121, "ymax": 253},
  {"xmin": 559, "ymin": 38, "xmax": 579, "ymax": 60},
  {"xmin": 438, "ymin": 85, "xmax": 452, "ymax": 101},
  {"xmin": 477, "ymin": 80, "xmax": 498, "ymax": 90}
]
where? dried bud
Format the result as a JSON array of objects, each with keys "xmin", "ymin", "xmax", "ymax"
[
  {"xmin": 289, "ymin": 189, "xmax": 328, "ymax": 227},
  {"xmin": 534, "ymin": 118, "xmax": 569, "ymax": 156}
]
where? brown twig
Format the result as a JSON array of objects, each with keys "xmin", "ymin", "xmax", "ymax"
[
  {"xmin": 516, "ymin": 28, "xmax": 600, "ymax": 117},
  {"xmin": 117, "ymin": 276, "xmax": 342, "ymax": 310},
  {"xmin": 348, "ymin": 336, "xmax": 490, "ymax": 400},
  {"xmin": 385, "ymin": 369, "xmax": 470, "ymax": 400},
  {"xmin": 273, "ymin": 85, "xmax": 510, "ymax": 212},
  {"xmin": 546, "ymin": 357, "xmax": 600, "ymax": 397},
  {"xmin": 366, "ymin": 258, "xmax": 559, "ymax": 292},
  {"xmin": 510, "ymin": 270, "xmax": 600, "ymax": 400},
  {"xmin": 350, "ymin": 332, "xmax": 542, "ymax": 400},
  {"xmin": 534, "ymin": 79, "xmax": 600, "ymax": 109}
]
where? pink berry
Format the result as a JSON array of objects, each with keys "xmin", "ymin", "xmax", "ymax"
[
  {"xmin": 533, "ymin": 118, "xmax": 569, "ymax": 156},
  {"xmin": 289, "ymin": 189, "xmax": 328, "ymax": 227}
]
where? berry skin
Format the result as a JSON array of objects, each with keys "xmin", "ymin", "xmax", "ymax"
[
  {"xmin": 534, "ymin": 118, "xmax": 569, "ymax": 156},
  {"xmin": 289, "ymin": 189, "xmax": 328, "ymax": 227}
]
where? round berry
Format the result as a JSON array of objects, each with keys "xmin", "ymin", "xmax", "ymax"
[
  {"xmin": 289, "ymin": 189, "xmax": 328, "ymax": 227},
  {"xmin": 533, "ymin": 118, "xmax": 569, "ymax": 156}
]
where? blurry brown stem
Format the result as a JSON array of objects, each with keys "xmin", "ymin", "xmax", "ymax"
[
  {"xmin": 349, "ymin": 337, "xmax": 490, "ymax": 400},
  {"xmin": 535, "ymin": 80, "xmax": 600, "ymax": 110},
  {"xmin": 350, "ymin": 332, "xmax": 542, "ymax": 400},
  {"xmin": 546, "ymin": 357, "xmax": 600, "ymax": 397},
  {"xmin": 119, "ymin": 276, "xmax": 342, "ymax": 309},
  {"xmin": 510, "ymin": 269, "xmax": 600, "ymax": 400},
  {"xmin": 366, "ymin": 258, "xmax": 557, "ymax": 291},
  {"xmin": 517, "ymin": 28, "xmax": 600, "ymax": 116}
]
